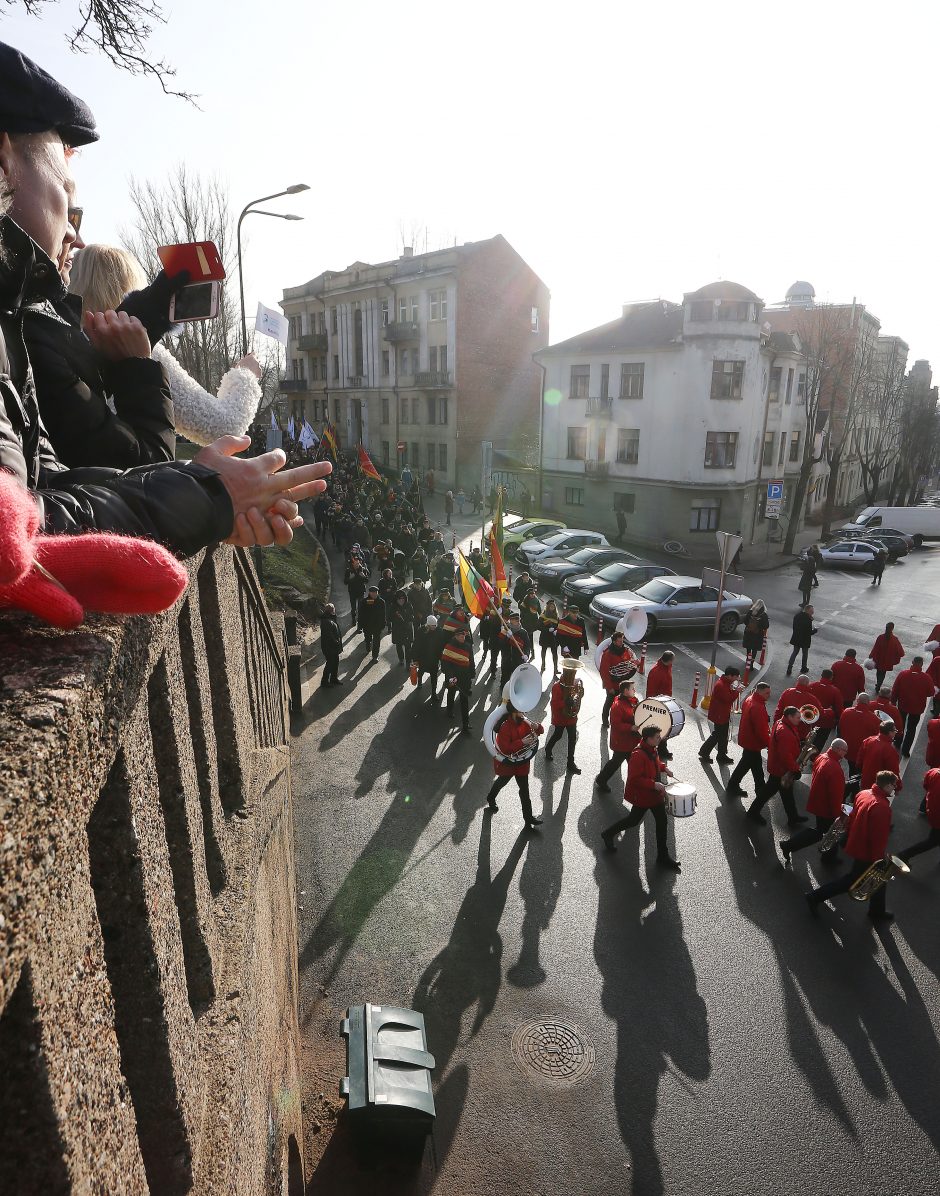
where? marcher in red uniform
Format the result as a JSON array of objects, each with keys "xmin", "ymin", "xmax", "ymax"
[
  {"xmin": 832, "ymin": 650, "xmax": 866, "ymax": 707},
  {"xmin": 545, "ymin": 650, "xmax": 581, "ymax": 773},
  {"xmin": 927, "ymin": 650, "xmax": 940, "ymax": 718},
  {"xmin": 600, "ymin": 727, "xmax": 680, "ymax": 870},
  {"xmin": 645, "ymin": 649, "xmax": 676, "ymax": 761},
  {"xmin": 726, "ymin": 682, "xmax": 771, "ymax": 798},
  {"xmin": 746, "ymin": 707, "xmax": 806, "ymax": 826},
  {"xmin": 809, "ymin": 669, "xmax": 844, "ymax": 751},
  {"xmin": 858, "ymin": 724, "xmax": 902, "ymax": 792},
  {"xmin": 869, "ymin": 622, "xmax": 904, "ymax": 691},
  {"xmin": 775, "ymin": 674, "xmax": 817, "ymax": 744},
  {"xmin": 806, "ymin": 771, "xmax": 898, "ymax": 921},
  {"xmin": 780, "ymin": 738, "xmax": 848, "ymax": 861},
  {"xmin": 838, "ymin": 694, "xmax": 881, "ymax": 773},
  {"xmin": 872, "ymin": 687, "xmax": 902, "ymax": 737},
  {"xmin": 897, "ymin": 768, "xmax": 940, "ymax": 866},
  {"xmin": 594, "ymin": 680, "xmax": 639, "ymax": 792},
  {"xmin": 485, "ymin": 705, "xmax": 544, "ymax": 828},
  {"xmin": 926, "ymin": 716, "xmax": 940, "ymax": 768},
  {"xmin": 699, "ymin": 666, "xmax": 740, "ymax": 764},
  {"xmin": 890, "ymin": 656, "xmax": 936, "ymax": 757},
  {"xmin": 599, "ymin": 631, "xmax": 638, "ymax": 726}
]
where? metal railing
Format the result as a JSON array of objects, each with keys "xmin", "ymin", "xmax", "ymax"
[
  {"xmin": 585, "ymin": 395, "xmax": 614, "ymax": 417},
  {"xmin": 416, "ymin": 370, "xmax": 453, "ymax": 388},
  {"xmin": 384, "ymin": 321, "xmax": 420, "ymax": 343},
  {"xmin": 585, "ymin": 459, "xmax": 610, "ymax": 476},
  {"xmin": 279, "ymin": 378, "xmax": 306, "ymax": 392},
  {"xmin": 298, "ymin": 332, "xmax": 328, "ymax": 352}
]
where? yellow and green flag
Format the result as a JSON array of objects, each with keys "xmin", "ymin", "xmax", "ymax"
[{"xmin": 458, "ymin": 550, "xmax": 496, "ymax": 620}]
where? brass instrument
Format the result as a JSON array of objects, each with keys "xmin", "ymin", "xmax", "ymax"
[
  {"xmin": 608, "ymin": 653, "xmax": 638, "ymax": 682},
  {"xmin": 799, "ymin": 704, "xmax": 820, "ymax": 725},
  {"xmin": 795, "ymin": 705, "xmax": 820, "ymax": 772},
  {"xmin": 561, "ymin": 657, "xmax": 584, "ymax": 718},
  {"xmin": 817, "ymin": 803, "xmax": 853, "ymax": 854},
  {"xmin": 849, "ymin": 855, "xmax": 910, "ymax": 901}
]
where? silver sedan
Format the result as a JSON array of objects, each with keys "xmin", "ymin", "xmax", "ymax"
[{"xmin": 589, "ymin": 575, "xmax": 753, "ymax": 638}]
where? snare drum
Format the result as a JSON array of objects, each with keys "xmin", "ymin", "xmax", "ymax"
[
  {"xmin": 635, "ymin": 696, "xmax": 686, "ymax": 740},
  {"xmin": 665, "ymin": 782, "xmax": 697, "ymax": 818}
]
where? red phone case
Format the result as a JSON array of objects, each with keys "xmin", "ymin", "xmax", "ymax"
[{"xmin": 157, "ymin": 241, "xmax": 226, "ymax": 282}]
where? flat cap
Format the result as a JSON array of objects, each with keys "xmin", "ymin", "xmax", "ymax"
[{"xmin": 0, "ymin": 42, "xmax": 99, "ymax": 147}]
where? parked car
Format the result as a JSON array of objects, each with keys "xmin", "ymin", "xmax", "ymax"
[
  {"xmin": 841, "ymin": 505, "xmax": 940, "ymax": 547},
  {"xmin": 515, "ymin": 529, "xmax": 609, "ymax": 566},
  {"xmin": 801, "ymin": 540, "xmax": 886, "ymax": 569},
  {"xmin": 562, "ymin": 560, "xmax": 676, "ymax": 612},
  {"xmin": 500, "ymin": 518, "xmax": 567, "ymax": 555},
  {"xmin": 589, "ymin": 575, "xmax": 752, "ymax": 637},
  {"xmin": 832, "ymin": 525, "xmax": 914, "ymax": 552},
  {"xmin": 530, "ymin": 546, "xmax": 638, "ymax": 590}
]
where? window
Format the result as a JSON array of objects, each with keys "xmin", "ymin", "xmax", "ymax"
[
  {"xmin": 711, "ymin": 360, "xmax": 744, "ymax": 399},
  {"xmin": 429, "ymin": 346, "xmax": 437, "ymax": 372},
  {"xmin": 762, "ymin": 431, "xmax": 775, "ymax": 467},
  {"xmin": 564, "ymin": 487, "xmax": 584, "ymax": 506},
  {"xmin": 381, "ymin": 441, "xmax": 389, "ymax": 465},
  {"xmin": 409, "ymin": 295, "xmax": 419, "ymax": 322},
  {"xmin": 438, "ymin": 443, "xmax": 447, "ymax": 472},
  {"xmin": 570, "ymin": 365, "xmax": 590, "ymax": 398},
  {"xmin": 427, "ymin": 442, "xmax": 436, "ymax": 471},
  {"xmin": 320, "ymin": 356, "xmax": 327, "ymax": 380},
  {"xmin": 333, "ymin": 399, "xmax": 340, "ymax": 423},
  {"xmin": 531, "ymin": 306, "xmax": 540, "ymax": 332},
  {"xmin": 330, "ymin": 307, "xmax": 338, "ymax": 334},
  {"xmin": 437, "ymin": 396, "xmax": 448, "ymax": 425},
  {"xmin": 620, "ymin": 363, "xmax": 644, "ymax": 399},
  {"xmin": 400, "ymin": 396, "xmax": 409, "ymax": 425},
  {"xmin": 429, "ymin": 288, "xmax": 447, "ymax": 321},
  {"xmin": 317, "ymin": 311, "xmax": 326, "ymax": 334},
  {"xmin": 332, "ymin": 354, "xmax": 340, "ymax": 381},
  {"xmin": 381, "ymin": 298, "xmax": 389, "ymax": 326},
  {"xmin": 600, "ymin": 364, "xmax": 609, "ymax": 398},
  {"xmin": 412, "ymin": 396, "xmax": 420, "ymax": 423},
  {"xmin": 797, "ymin": 372, "xmax": 806, "ymax": 404},
  {"xmin": 616, "ymin": 428, "xmax": 640, "ymax": 464},
  {"xmin": 382, "ymin": 350, "xmax": 390, "ymax": 376},
  {"xmin": 704, "ymin": 430, "xmax": 738, "ymax": 468},
  {"xmin": 411, "ymin": 441, "xmax": 419, "ymax": 467},
  {"xmin": 690, "ymin": 300, "xmax": 713, "ymax": 321},
  {"xmin": 789, "ymin": 430, "xmax": 802, "ymax": 462},
  {"xmin": 398, "ymin": 297, "xmax": 407, "ymax": 323},
  {"xmin": 398, "ymin": 348, "xmax": 409, "ymax": 375},
  {"xmin": 784, "ymin": 367, "xmax": 793, "ymax": 405},
  {"xmin": 769, "ymin": 366, "xmax": 781, "ymax": 402},
  {"xmin": 310, "ymin": 357, "xmax": 319, "ymax": 381},
  {"xmin": 567, "ymin": 427, "xmax": 587, "ymax": 459},
  {"xmin": 614, "ymin": 492, "xmax": 635, "ymax": 514},
  {"xmin": 439, "ymin": 345, "xmax": 448, "ymax": 373},
  {"xmin": 690, "ymin": 498, "xmax": 720, "ymax": 531},
  {"xmin": 777, "ymin": 435, "xmax": 786, "ymax": 467},
  {"xmin": 381, "ymin": 396, "xmax": 390, "ymax": 424}
]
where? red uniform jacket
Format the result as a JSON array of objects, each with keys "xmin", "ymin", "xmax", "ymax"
[
  {"xmin": 774, "ymin": 684, "xmax": 817, "ymax": 722},
  {"xmin": 737, "ymin": 693, "xmax": 770, "ymax": 751},
  {"xmin": 493, "ymin": 715, "xmax": 543, "ymax": 776},
  {"xmin": 858, "ymin": 732, "xmax": 902, "ymax": 791},
  {"xmin": 870, "ymin": 632, "xmax": 904, "ymax": 672},
  {"xmin": 550, "ymin": 680, "xmax": 577, "ymax": 728},
  {"xmin": 609, "ymin": 695, "xmax": 640, "ymax": 753},
  {"xmin": 871, "ymin": 696, "xmax": 902, "ymax": 732},
  {"xmin": 844, "ymin": 785, "xmax": 892, "ymax": 862},
  {"xmin": 625, "ymin": 743, "xmax": 664, "ymax": 807},
  {"xmin": 927, "ymin": 718, "xmax": 940, "ymax": 768},
  {"xmin": 600, "ymin": 644, "xmax": 637, "ymax": 693},
  {"xmin": 767, "ymin": 719, "xmax": 801, "ymax": 777},
  {"xmin": 645, "ymin": 662, "xmax": 673, "ymax": 698},
  {"xmin": 806, "ymin": 750, "xmax": 847, "ymax": 819},
  {"xmin": 838, "ymin": 706, "xmax": 881, "ymax": 764},
  {"xmin": 922, "ymin": 768, "xmax": 940, "ymax": 830},
  {"xmin": 927, "ymin": 653, "xmax": 940, "ymax": 691},
  {"xmin": 808, "ymin": 679, "xmax": 843, "ymax": 730},
  {"xmin": 831, "ymin": 657, "xmax": 866, "ymax": 706},
  {"xmin": 707, "ymin": 676, "xmax": 737, "ymax": 726},
  {"xmin": 928, "ymin": 624, "xmax": 940, "ymax": 645},
  {"xmin": 891, "ymin": 666, "xmax": 935, "ymax": 715}
]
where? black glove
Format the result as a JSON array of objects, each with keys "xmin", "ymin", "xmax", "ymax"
[{"xmin": 117, "ymin": 269, "xmax": 191, "ymax": 346}]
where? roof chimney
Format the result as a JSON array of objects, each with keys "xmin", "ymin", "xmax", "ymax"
[{"xmin": 402, "ymin": 246, "xmax": 414, "ymax": 259}]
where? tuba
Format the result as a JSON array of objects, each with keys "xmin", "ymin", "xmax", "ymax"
[
  {"xmin": 483, "ymin": 662, "xmax": 543, "ymax": 763},
  {"xmin": 849, "ymin": 855, "xmax": 910, "ymax": 901},
  {"xmin": 561, "ymin": 657, "xmax": 584, "ymax": 718}
]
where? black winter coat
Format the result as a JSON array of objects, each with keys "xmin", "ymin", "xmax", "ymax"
[
  {"xmin": 320, "ymin": 615, "xmax": 342, "ymax": 656},
  {"xmin": 790, "ymin": 610, "xmax": 816, "ymax": 648},
  {"xmin": 0, "ymin": 217, "xmax": 231, "ymax": 556},
  {"xmin": 391, "ymin": 604, "xmax": 414, "ymax": 646},
  {"xmin": 408, "ymin": 585, "xmax": 432, "ymax": 621},
  {"xmin": 358, "ymin": 595, "xmax": 386, "ymax": 633},
  {"xmin": 741, "ymin": 607, "xmax": 770, "ymax": 653},
  {"xmin": 415, "ymin": 627, "xmax": 439, "ymax": 669}
]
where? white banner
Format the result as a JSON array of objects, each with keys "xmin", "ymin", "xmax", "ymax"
[{"xmin": 256, "ymin": 301, "xmax": 289, "ymax": 345}]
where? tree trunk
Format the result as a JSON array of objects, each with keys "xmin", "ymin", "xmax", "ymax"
[
  {"xmin": 821, "ymin": 446, "xmax": 842, "ymax": 539},
  {"xmin": 782, "ymin": 460, "xmax": 814, "ymax": 555}
]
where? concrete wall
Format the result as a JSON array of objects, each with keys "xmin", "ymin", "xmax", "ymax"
[{"xmin": 0, "ymin": 547, "xmax": 304, "ymax": 1195}]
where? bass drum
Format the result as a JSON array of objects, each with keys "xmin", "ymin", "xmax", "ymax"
[{"xmin": 634, "ymin": 696, "xmax": 685, "ymax": 740}]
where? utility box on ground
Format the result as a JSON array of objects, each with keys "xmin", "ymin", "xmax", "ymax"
[{"xmin": 340, "ymin": 1004, "xmax": 436, "ymax": 1139}]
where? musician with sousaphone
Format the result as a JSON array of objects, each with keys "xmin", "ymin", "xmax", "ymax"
[
  {"xmin": 483, "ymin": 661, "xmax": 546, "ymax": 829},
  {"xmin": 599, "ymin": 629, "xmax": 640, "ymax": 727},
  {"xmin": 806, "ymin": 770, "xmax": 907, "ymax": 922},
  {"xmin": 780, "ymin": 737, "xmax": 849, "ymax": 863},
  {"xmin": 545, "ymin": 648, "xmax": 583, "ymax": 773}
]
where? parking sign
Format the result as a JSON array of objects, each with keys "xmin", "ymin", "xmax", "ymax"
[{"xmin": 766, "ymin": 479, "xmax": 783, "ymax": 518}]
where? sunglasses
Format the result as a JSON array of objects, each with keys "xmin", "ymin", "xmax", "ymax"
[{"xmin": 67, "ymin": 207, "xmax": 83, "ymax": 236}]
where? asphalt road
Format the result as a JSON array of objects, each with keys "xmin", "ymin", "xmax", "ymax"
[{"xmin": 292, "ymin": 504, "xmax": 940, "ymax": 1196}]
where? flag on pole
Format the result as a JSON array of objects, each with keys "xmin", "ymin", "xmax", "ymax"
[
  {"xmin": 299, "ymin": 420, "xmax": 318, "ymax": 450},
  {"xmin": 357, "ymin": 444, "xmax": 382, "ymax": 482},
  {"xmin": 287, "ymin": 414, "xmax": 295, "ymax": 441},
  {"xmin": 255, "ymin": 302, "xmax": 289, "ymax": 346},
  {"xmin": 492, "ymin": 487, "xmax": 504, "ymax": 555},
  {"xmin": 322, "ymin": 424, "xmax": 338, "ymax": 458},
  {"xmin": 458, "ymin": 550, "xmax": 496, "ymax": 620},
  {"xmin": 270, "ymin": 408, "xmax": 278, "ymax": 430},
  {"xmin": 488, "ymin": 528, "xmax": 507, "ymax": 594}
]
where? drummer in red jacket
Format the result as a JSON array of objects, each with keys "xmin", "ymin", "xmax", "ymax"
[
  {"xmin": 746, "ymin": 706, "xmax": 807, "ymax": 826},
  {"xmin": 484, "ymin": 704, "xmax": 545, "ymax": 829},
  {"xmin": 726, "ymin": 682, "xmax": 771, "ymax": 799},
  {"xmin": 898, "ymin": 767, "xmax": 940, "ymax": 867},
  {"xmin": 869, "ymin": 622, "xmax": 905, "ymax": 690},
  {"xmin": 599, "ymin": 631, "xmax": 638, "ymax": 726},
  {"xmin": 927, "ymin": 716, "xmax": 940, "ymax": 768},
  {"xmin": 806, "ymin": 770, "xmax": 898, "ymax": 921},
  {"xmin": 838, "ymin": 694, "xmax": 882, "ymax": 773},
  {"xmin": 781, "ymin": 737, "xmax": 848, "ymax": 862},
  {"xmin": 858, "ymin": 723, "xmax": 902, "ymax": 792},
  {"xmin": 594, "ymin": 679, "xmax": 639, "ymax": 792},
  {"xmin": 699, "ymin": 666, "xmax": 740, "ymax": 764},
  {"xmin": 645, "ymin": 650, "xmax": 676, "ymax": 761},
  {"xmin": 831, "ymin": 650, "xmax": 866, "ymax": 707},
  {"xmin": 600, "ymin": 726, "xmax": 680, "ymax": 870},
  {"xmin": 891, "ymin": 655, "xmax": 936, "ymax": 757}
]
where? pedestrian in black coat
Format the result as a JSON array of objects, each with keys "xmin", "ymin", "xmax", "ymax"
[
  {"xmin": 415, "ymin": 617, "xmax": 442, "ymax": 696},
  {"xmin": 407, "ymin": 580, "xmax": 432, "ymax": 636},
  {"xmin": 787, "ymin": 604, "xmax": 817, "ymax": 675},
  {"xmin": 741, "ymin": 600, "xmax": 770, "ymax": 658},
  {"xmin": 378, "ymin": 567, "xmax": 397, "ymax": 626},
  {"xmin": 433, "ymin": 551, "xmax": 456, "ymax": 594},
  {"xmin": 344, "ymin": 561, "xmax": 369, "ymax": 628},
  {"xmin": 319, "ymin": 603, "xmax": 343, "ymax": 686},
  {"xmin": 798, "ymin": 557, "xmax": 817, "ymax": 607},
  {"xmin": 358, "ymin": 586, "xmax": 387, "ymax": 660},
  {"xmin": 390, "ymin": 591, "xmax": 415, "ymax": 667}
]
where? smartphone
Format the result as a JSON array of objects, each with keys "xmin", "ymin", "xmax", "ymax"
[
  {"xmin": 169, "ymin": 280, "xmax": 221, "ymax": 322},
  {"xmin": 157, "ymin": 240, "xmax": 226, "ymax": 282}
]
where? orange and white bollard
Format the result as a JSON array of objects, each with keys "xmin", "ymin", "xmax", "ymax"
[
  {"xmin": 743, "ymin": 651, "xmax": 753, "ymax": 685},
  {"xmin": 690, "ymin": 672, "xmax": 701, "ymax": 708},
  {"xmin": 759, "ymin": 633, "xmax": 767, "ymax": 667},
  {"xmin": 597, "ymin": 617, "xmax": 605, "ymax": 642},
  {"xmin": 638, "ymin": 641, "xmax": 647, "ymax": 675},
  {"xmin": 452, "ymin": 531, "xmax": 457, "ymax": 549}
]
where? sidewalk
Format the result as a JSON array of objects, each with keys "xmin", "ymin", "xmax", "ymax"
[{"xmin": 737, "ymin": 522, "xmax": 823, "ymax": 572}]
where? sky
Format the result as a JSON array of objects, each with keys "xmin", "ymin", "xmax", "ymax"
[{"xmin": 2, "ymin": 0, "xmax": 938, "ymax": 365}]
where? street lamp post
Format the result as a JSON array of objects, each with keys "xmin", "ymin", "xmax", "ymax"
[{"xmin": 236, "ymin": 183, "xmax": 309, "ymax": 356}]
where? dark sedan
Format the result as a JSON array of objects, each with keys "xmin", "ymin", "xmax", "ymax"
[
  {"xmin": 530, "ymin": 546, "xmax": 640, "ymax": 591},
  {"xmin": 562, "ymin": 560, "xmax": 677, "ymax": 612}
]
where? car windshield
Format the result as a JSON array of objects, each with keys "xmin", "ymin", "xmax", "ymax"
[
  {"xmin": 566, "ymin": 548, "xmax": 599, "ymax": 565},
  {"xmin": 636, "ymin": 579, "xmax": 676, "ymax": 603},
  {"xmin": 595, "ymin": 563, "xmax": 631, "ymax": 582},
  {"xmin": 509, "ymin": 522, "xmax": 537, "ymax": 535},
  {"xmin": 540, "ymin": 532, "xmax": 570, "ymax": 548}
]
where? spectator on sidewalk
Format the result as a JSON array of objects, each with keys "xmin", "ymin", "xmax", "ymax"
[
  {"xmin": 319, "ymin": 604, "xmax": 343, "ymax": 687},
  {"xmin": 787, "ymin": 604, "xmax": 817, "ymax": 675},
  {"xmin": 444, "ymin": 489, "xmax": 454, "ymax": 525},
  {"xmin": 615, "ymin": 503, "xmax": 627, "ymax": 544},
  {"xmin": 798, "ymin": 555, "xmax": 817, "ymax": 607},
  {"xmin": 741, "ymin": 599, "xmax": 769, "ymax": 662},
  {"xmin": 455, "ymin": 487, "xmax": 466, "ymax": 515}
]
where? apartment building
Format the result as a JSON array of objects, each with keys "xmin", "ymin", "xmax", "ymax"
[{"xmin": 278, "ymin": 235, "xmax": 549, "ymax": 488}]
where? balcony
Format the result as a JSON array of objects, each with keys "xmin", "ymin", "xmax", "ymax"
[
  {"xmin": 346, "ymin": 375, "xmax": 366, "ymax": 388},
  {"xmin": 416, "ymin": 370, "xmax": 453, "ymax": 388},
  {"xmin": 384, "ymin": 320, "xmax": 420, "ymax": 343},
  {"xmin": 584, "ymin": 459, "xmax": 610, "ymax": 477},
  {"xmin": 280, "ymin": 378, "xmax": 307, "ymax": 392},
  {"xmin": 298, "ymin": 332, "xmax": 328, "ymax": 352},
  {"xmin": 585, "ymin": 395, "xmax": 614, "ymax": 418}
]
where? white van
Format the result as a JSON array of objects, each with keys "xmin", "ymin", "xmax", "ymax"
[{"xmin": 841, "ymin": 506, "xmax": 940, "ymax": 546}]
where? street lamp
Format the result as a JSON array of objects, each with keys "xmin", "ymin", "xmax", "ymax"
[{"xmin": 236, "ymin": 184, "xmax": 310, "ymax": 355}]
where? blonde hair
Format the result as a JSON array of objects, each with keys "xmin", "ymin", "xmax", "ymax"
[{"xmin": 69, "ymin": 244, "xmax": 148, "ymax": 312}]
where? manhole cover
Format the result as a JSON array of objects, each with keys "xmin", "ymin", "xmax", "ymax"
[{"xmin": 510, "ymin": 1020, "xmax": 596, "ymax": 1085}]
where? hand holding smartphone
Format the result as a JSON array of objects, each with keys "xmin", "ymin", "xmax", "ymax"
[{"xmin": 157, "ymin": 241, "xmax": 225, "ymax": 323}]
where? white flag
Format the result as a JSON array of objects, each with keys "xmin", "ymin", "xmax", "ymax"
[
  {"xmin": 270, "ymin": 408, "xmax": 278, "ymax": 430},
  {"xmin": 300, "ymin": 420, "xmax": 319, "ymax": 450},
  {"xmin": 288, "ymin": 414, "xmax": 296, "ymax": 440},
  {"xmin": 256, "ymin": 301, "xmax": 289, "ymax": 345}
]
